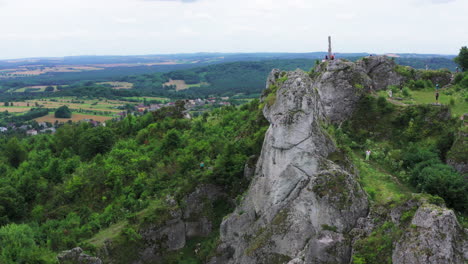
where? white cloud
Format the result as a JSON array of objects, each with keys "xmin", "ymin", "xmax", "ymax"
[
  {"xmin": 0, "ymin": 0, "xmax": 466, "ymax": 59},
  {"xmin": 142, "ymin": 0, "xmax": 199, "ymax": 3},
  {"xmin": 113, "ymin": 17, "xmax": 139, "ymax": 24},
  {"xmin": 430, "ymin": 0, "xmax": 456, "ymax": 4}
]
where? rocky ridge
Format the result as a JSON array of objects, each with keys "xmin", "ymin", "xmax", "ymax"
[
  {"xmin": 57, "ymin": 56, "xmax": 467, "ymax": 264},
  {"xmin": 209, "ymin": 56, "xmax": 467, "ymax": 264}
]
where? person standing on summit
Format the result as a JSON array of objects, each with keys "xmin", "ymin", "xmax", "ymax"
[{"xmin": 435, "ymin": 83, "xmax": 440, "ymax": 104}]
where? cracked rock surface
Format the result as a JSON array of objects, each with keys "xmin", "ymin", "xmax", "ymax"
[
  {"xmin": 392, "ymin": 204, "xmax": 468, "ymax": 264},
  {"xmin": 209, "ymin": 60, "xmax": 371, "ymax": 264},
  {"xmin": 209, "ymin": 57, "xmax": 467, "ymax": 264}
]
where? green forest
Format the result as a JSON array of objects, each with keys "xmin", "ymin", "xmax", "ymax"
[{"xmin": 0, "ymin": 99, "xmax": 268, "ymax": 263}]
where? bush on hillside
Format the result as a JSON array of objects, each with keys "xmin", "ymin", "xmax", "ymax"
[{"xmin": 55, "ymin": 105, "xmax": 72, "ymax": 118}]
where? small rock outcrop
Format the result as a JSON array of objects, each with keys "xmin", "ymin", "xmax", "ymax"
[
  {"xmin": 358, "ymin": 55, "xmax": 406, "ymax": 90},
  {"xmin": 417, "ymin": 69, "xmax": 453, "ymax": 87},
  {"xmin": 57, "ymin": 247, "xmax": 102, "ymax": 264},
  {"xmin": 99, "ymin": 184, "xmax": 229, "ymax": 263},
  {"xmin": 392, "ymin": 204, "xmax": 467, "ymax": 264}
]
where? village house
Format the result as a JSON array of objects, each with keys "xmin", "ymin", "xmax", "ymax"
[
  {"xmin": 0, "ymin": 127, "xmax": 7, "ymax": 133},
  {"xmin": 149, "ymin": 104, "xmax": 161, "ymax": 111},
  {"xmin": 40, "ymin": 127, "xmax": 56, "ymax": 134},
  {"xmin": 26, "ymin": 129, "xmax": 38, "ymax": 136}
]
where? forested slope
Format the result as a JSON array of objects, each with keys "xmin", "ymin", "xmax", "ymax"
[{"xmin": 0, "ymin": 100, "xmax": 268, "ymax": 263}]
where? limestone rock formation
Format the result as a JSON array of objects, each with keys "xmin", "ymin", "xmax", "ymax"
[
  {"xmin": 416, "ymin": 70, "xmax": 453, "ymax": 87},
  {"xmin": 357, "ymin": 55, "xmax": 406, "ymax": 90},
  {"xmin": 57, "ymin": 247, "xmax": 102, "ymax": 264},
  {"xmin": 97, "ymin": 184, "xmax": 229, "ymax": 264},
  {"xmin": 211, "ymin": 59, "xmax": 372, "ymax": 264},
  {"xmin": 210, "ymin": 57, "xmax": 467, "ymax": 264},
  {"xmin": 393, "ymin": 203, "xmax": 467, "ymax": 264}
]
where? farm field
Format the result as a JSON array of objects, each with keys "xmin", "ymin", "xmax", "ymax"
[
  {"xmin": 97, "ymin": 82, "xmax": 133, "ymax": 89},
  {"xmin": 0, "ymin": 97, "xmax": 134, "ymax": 118},
  {"xmin": 22, "ymin": 97, "xmax": 124, "ymax": 112},
  {"xmin": 12, "ymin": 85, "xmax": 59, "ymax": 93},
  {"xmin": 122, "ymin": 96, "xmax": 169, "ymax": 102},
  {"xmin": 163, "ymin": 79, "xmax": 209, "ymax": 91},
  {"xmin": 0, "ymin": 66, "xmax": 104, "ymax": 77},
  {"xmin": 0, "ymin": 107, "xmax": 31, "ymax": 113},
  {"xmin": 35, "ymin": 113, "xmax": 114, "ymax": 123}
]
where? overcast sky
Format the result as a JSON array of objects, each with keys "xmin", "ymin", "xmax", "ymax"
[{"xmin": 0, "ymin": 0, "xmax": 467, "ymax": 59}]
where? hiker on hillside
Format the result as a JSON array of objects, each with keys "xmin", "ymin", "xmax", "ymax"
[
  {"xmin": 331, "ymin": 54, "xmax": 335, "ymax": 60},
  {"xmin": 325, "ymin": 55, "xmax": 329, "ymax": 60},
  {"xmin": 200, "ymin": 161, "xmax": 205, "ymax": 169},
  {"xmin": 365, "ymin": 150, "xmax": 371, "ymax": 161},
  {"xmin": 435, "ymin": 90, "xmax": 440, "ymax": 104},
  {"xmin": 387, "ymin": 89, "xmax": 393, "ymax": 98},
  {"xmin": 436, "ymin": 83, "xmax": 440, "ymax": 90}
]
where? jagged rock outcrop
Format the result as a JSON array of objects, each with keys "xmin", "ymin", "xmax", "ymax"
[
  {"xmin": 210, "ymin": 57, "xmax": 467, "ymax": 264},
  {"xmin": 392, "ymin": 203, "xmax": 467, "ymax": 264},
  {"xmin": 57, "ymin": 247, "xmax": 102, "ymax": 264},
  {"xmin": 358, "ymin": 56, "xmax": 406, "ymax": 90},
  {"xmin": 416, "ymin": 69, "xmax": 453, "ymax": 87},
  {"xmin": 313, "ymin": 60, "xmax": 372, "ymax": 123},
  {"xmin": 350, "ymin": 196, "xmax": 468, "ymax": 264},
  {"xmin": 97, "ymin": 184, "xmax": 229, "ymax": 264},
  {"xmin": 210, "ymin": 59, "xmax": 374, "ymax": 264}
]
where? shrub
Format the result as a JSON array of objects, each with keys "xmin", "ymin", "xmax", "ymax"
[
  {"xmin": 321, "ymin": 224, "xmax": 338, "ymax": 232},
  {"xmin": 460, "ymin": 74, "xmax": 468, "ymax": 87},
  {"xmin": 55, "ymin": 105, "xmax": 72, "ymax": 118},
  {"xmin": 402, "ymin": 87, "xmax": 411, "ymax": 97},
  {"xmin": 394, "ymin": 65, "xmax": 413, "ymax": 78}
]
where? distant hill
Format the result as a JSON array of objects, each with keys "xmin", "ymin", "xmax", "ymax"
[{"xmin": 0, "ymin": 53, "xmax": 459, "ymax": 101}]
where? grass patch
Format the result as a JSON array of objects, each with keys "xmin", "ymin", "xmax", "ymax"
[
  {"xmin": 86, "ymin": 221, "xmax": 127, "ymax": 247},
  {"xmin": 353, "ymin": 221, "xmax": 402, "ymax": 264},
  {"xmin": 351, "ymin": 152, "xmax": 410, "ymax": 205},
  {"xmin": 410, "ymin": 90, "xmax": 467, "ymax": 116}
]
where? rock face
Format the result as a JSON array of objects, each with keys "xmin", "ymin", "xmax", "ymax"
[
  {"xmin": 357, "ymin": 56, "xmax": 406, "ymax": 91},
  {"xmin": 417, "ymin": 70, "xmax": 453, "ymax": 87},
  {"xmin": 97, "ymin": 184, "xmax": 229, "ymax": 264},
  {"xmin": 313, "ymin": 60, "xmax": 372, "ymax": 123},
  {"xmin": 138, "ymin": 184, "xmax": 228, "ymax": 263},
  {"xmin": 211, "ymin": 59, "xmax": 376, "ymax": 264},
  {"xmin": 57, "ymin": 247, "xmax": 102, "ymax": 264},
  {"xmin": 210, "ymin": 57, "xmax": 467, "ymax": 264},
  {"xmin": 447, "ymin": 118, "xmax": 468, "ymax": 174},
  {"xmin": 392, "ymin": 204, "xmax": 467, "ymax": 264}
]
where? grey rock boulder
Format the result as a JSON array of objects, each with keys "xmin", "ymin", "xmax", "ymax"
[
  {"xmin": 357, "ymin": 55, "xmax": 406, "ymax": 90},
  {"xmin": 57, "ymin": 247, "xmax": 102, "ymax": 264},
  {"xmin": 392, "ymin": 204, "xmax": 467, "ymax": 264},
  {"xmin": 313, "ymin": 60, "xmax": 372, "ymax": 123}
]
